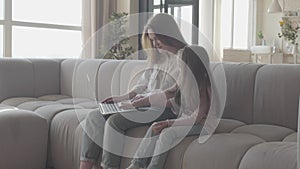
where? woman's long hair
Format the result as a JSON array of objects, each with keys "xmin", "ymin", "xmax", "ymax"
[
  {"xmin": 142, "ymin": 13, "xmax": 188, "ymax": 64},
  {"xmin": 175, "ymin": 46, "xmax": 211, "ymax": 112}
]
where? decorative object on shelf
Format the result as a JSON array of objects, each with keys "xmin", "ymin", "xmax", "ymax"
[
  {"xmin": 291, "ymin": 44, "xmax": 298, "ymax": 64},
  {"xmin": 278, "ymin": 19, "xmax": 300, "ymax": 52},
  {"xmin": 257, "ymin": 31, "xmax": 266, "ymax": 45},
  {"xmin": 268, "ymin": 0, "xmax": 283, "ymax": 13},
  {"xmin": 102, "ymin": 12, "xmax": 135, "ymax": 60}
]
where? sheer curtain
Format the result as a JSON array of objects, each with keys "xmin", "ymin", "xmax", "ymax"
[
  {"xmin": 198, "ymin": 0, "xmax": 216, "ymax": 61},
  {"xmin": 81, "ymin": 0, "xmax": 117, "ymax": 58},
  {"xmin": 214, "ymin": 0, "xmax": 256, "ymax": 60}
]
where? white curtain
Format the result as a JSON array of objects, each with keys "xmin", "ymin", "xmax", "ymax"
[
  {"xmin": 198, "ymin": 0, "xmax": 216, "ymax": 61},
  {"xmin": 81, "ymin": 0, "xmax": 117, "ymax": 58},
  {"xmin": 213, "ymin": 0, "xmax": 256, "ymax": 61}
]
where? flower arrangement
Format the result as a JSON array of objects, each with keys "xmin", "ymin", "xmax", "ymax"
[{"xmin": 278, "ymin": 20, "xmax": 300, "ymax": 45}]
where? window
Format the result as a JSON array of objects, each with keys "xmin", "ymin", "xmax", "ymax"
[
  {"xmin": 151, "ymin": 0, "xmax": 199, "ymax": 44},
  {"xmin": 220, "ymin": 0, "xmax": 253, "ymax": 50},
  {"xmin": 0, "ymin": 26, "xmax": 3, "ymax": 57},
  {"xmin": 0, "ymin": 0, "xmax": 82, "ymax": 58},
  {"xmin": 0, "ymin": 0, "xmax": 3, "ymax": 20},
  {"xmin": 13, "ymin": 0, "xmax": 81, "ymax": 26},
  {"xmin": 13, "ymin": 27, "xmax": 81, "ymax": 58}
]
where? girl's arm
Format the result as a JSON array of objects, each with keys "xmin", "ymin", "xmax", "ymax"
[{"xmin": 167, "ymin": 87, "xmax": 211, "ymax": 126}]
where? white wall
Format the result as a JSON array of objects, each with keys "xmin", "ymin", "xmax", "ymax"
[{"xmin": 260, "ymin": 0, "xmax": 300, "ymax": 46}]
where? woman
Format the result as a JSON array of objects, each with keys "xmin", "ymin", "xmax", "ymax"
[
  {"xmin": 126, "ymin": 46, "xmax": 215, "ymax": 169},
  {"xmin": 80, "ymin": 13, "xmax": 188, "ymax": 169}
]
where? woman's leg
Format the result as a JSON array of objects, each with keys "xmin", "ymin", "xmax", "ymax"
[
  {"xmin": 102, "ymin": 108, "xmax": 176, "ymax": 169},
  {"xmin": 147, "ymin": 124, "xmax": 205, "ymax": 169},
  {"xmin": 80, "ymin": 109, "xmax": 106, "ymax": 169},
  {"xmin": 130, "ymin": 126, "xmax": 159, "ymax": 168}
]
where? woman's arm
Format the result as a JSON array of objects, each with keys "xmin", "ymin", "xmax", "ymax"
[
  {"xmin": 131, "ymin": 84, "xmax": 178, "ymax": 108},
  {"xmin": 101, "ymin": 90, "xmax": 138, "ymax": 103}
]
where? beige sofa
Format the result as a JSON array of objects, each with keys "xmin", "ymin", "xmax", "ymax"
[{"xmin": 0, "ymin": 58, "xmax": 299, "ymax": 169}]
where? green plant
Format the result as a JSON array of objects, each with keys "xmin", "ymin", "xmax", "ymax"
[
  {"xmin": 103, "ymin": 12, "xmax": 135, "ymax": 59},
  {"xmin": 257, "ymin": 31, "xmax": 264, "ymax": 39},
  {"xmin": 278, "ymin": 20, "xmax": 300, "ymax": 45}
]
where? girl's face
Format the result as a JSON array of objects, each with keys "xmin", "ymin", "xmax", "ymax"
[{"xmin": 147, "ymin": 29, "xmax": 177, "ymax": 54}]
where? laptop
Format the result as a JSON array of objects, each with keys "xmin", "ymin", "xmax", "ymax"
[{"xmin": 98, "ymin": 102, "xmax": 150, "ymax": 115}]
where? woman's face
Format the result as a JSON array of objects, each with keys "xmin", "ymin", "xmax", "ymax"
[{"xmin": 147, "ymin": 29, "xmax": 177, "ymax": 54}]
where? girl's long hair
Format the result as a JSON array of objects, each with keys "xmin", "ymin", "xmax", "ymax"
[{"xmin": 175, "ymin": 46, "xmax": 211, "ymax": 111}]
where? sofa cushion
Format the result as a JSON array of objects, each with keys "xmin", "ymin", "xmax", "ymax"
[
  {"xmin": 17, "ymin": 101, "xmax": 59, "ymax": 111},
  {"xmin": 39, "ymin": 94, "xmax": 70, "ymax": 101},
  {"xmin": 214, "ymin": 119, "xmax": 245, "ymax": 133},
  {"xmin": 231, "ymin": 124, "xmax": 294, "ymax": 142},
  {"xmin": 0, "ymin": 104, "xmax": 16, "ymax": 109},
  {"xmin": 239, "ymin": 142, "xmax": 297, "ymax": 169},
  {"xmin": 283, "ymin": 132, "xmax": 297, "ymax": 142},
  {"xmin": 222, "ymin": 63, "xmax": 263, "ymax": 124},
  {"xmin": 0, "ymin": 59, "xmax": 35, "ymax": 102},
  {"xmin": 72, "ymin": 59, "xmax": 105, "ymax": 99},
  {"xmin": 35, "ymin": 104, "xmax": 84, "ymax": 125},
  {"xmin": 97, "ymin": 60, "xmax": 127, "ymax": 101},
  {"xmin": 2, "ymin": 97, "xmax": 39, "ymax": 106},
  {"xmin": 29, "ymin": 59, "xmax": 61, "ymax": 97},
  {"xmin": 60, "ymin": 59, "xmax": 84, "ymax": 97},
  {"xmin": 119, "ymin": 61, "xmax": 148, "ymax": 95},
  {"xmin": 76, "ymin": 101, "xmax": 99, "ymax": 109},
  {"xmin": 182, "ymin": 133, "xmax": 265, "ymax": 169},
  {"xmin": 56, "ymin": 98, "xmax": 92, "ymax": 105},
  {"xmin": 253, "ymin": 65, "xmax": 300, "ymax": 130},
  {"xmin": 164, "ymin": 136, "xmax": 198, "ymax": 169},
  {"xmin": 49, "ymin": 109, "xmax": 92, "ymax": 169},
  {"xmin": 0, "ymin": 109, "xmax": 48, "ymax": 169},
  {"xmin": 120, "ymin": 118, "xmax": 246, "ymax": 168}
]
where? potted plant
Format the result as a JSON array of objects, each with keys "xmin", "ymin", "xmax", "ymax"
[
  {"xmin": 257, "ymin": 30, "xmax": 266, "ymax": 45},
  {"xmin": 102, "ymin": 12, "xmax": 136, "ymax": 60}
]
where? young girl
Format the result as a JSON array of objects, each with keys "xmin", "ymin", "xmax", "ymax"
[{"xmin": 126, "ymin": 45, "xmax": 215, "ymax": 169}]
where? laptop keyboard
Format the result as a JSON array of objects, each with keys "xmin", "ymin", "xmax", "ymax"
[{"xmin": 99, "ymin": 103, "xmax": 122, "ymax": 114}]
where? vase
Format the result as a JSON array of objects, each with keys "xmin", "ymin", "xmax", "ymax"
[
  {"xmin": 261, "ymin": 39, "xmax": 266, "ymax": 46},
  {"xmin": 292, "ymin": 44, "xmax": 299, "ymax": 54},
  {"xmin": 291, "ymin": 44, "xmax": 298, "ymax": 64},
  {"xmin": 285, "ymin": 41, "xmax": 292, "ymax": 53}
]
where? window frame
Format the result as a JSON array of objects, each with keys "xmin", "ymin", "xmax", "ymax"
[
  {"xmin": 220, "ymin": 0, "xmax": 255, "ymax": 50},
  {"xmin": 1, "ymin": 0, "xmax": 81, "ymax": 57},
  {"xmin": 155, "ymin": 0, "xmax": 199, "ymax": 44}
]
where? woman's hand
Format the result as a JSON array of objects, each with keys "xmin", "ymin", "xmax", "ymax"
[
  {"xmin": 130, "ymin": 94, "xmax": 145, "ymax": 102},
  {"xmin": 119, "ymin": 98, "xmax": 146, "ymax": 109},
  {"xmin": 101, "ymin": 95, "xmax": 126, "ymax": 103},
  {"xmin": 152, "ymin": 121, "xmax": 169, "ymax": 134},
  {"xmin": 119, "ymin": 102, "xmax": 135, "ymax": 109}
]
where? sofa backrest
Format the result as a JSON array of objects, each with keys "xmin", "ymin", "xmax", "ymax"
[
  {"xmin": 221, "ymin": 63, "xmax": 263, "ymax": 124},
  {"xmin": 60, "ymin": 59, "xmax": 83, "ymax": 97},
  {"xmin": 72, "ymin": 59, "xmax": 105, "ymax": 99},
  {"xmin": 1, "ymin": 58, "xmax": 300, "ymax": 130},
  {"xmin": 253, "ymin": 65, "xmax": 300, "ymax": 130},
  {"xmin": 0, "ymin": 58, "xmax": 61, "ymax": 102},
  {"xmin": 96, "ymin": 60, "xmax": 127, "ymax": 101},
  {"xmin": 119, "ymin": 61, "xmax": 148, "ymax": 95}
]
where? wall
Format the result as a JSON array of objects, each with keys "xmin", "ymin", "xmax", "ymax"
[{"xmin": 260, "ymin": 0, "xmax": 300, "ymax": 47}]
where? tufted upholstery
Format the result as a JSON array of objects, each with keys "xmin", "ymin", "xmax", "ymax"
[{"xmin": 0, "ymin": 58, "xmax": 299, "ymax": 169}]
